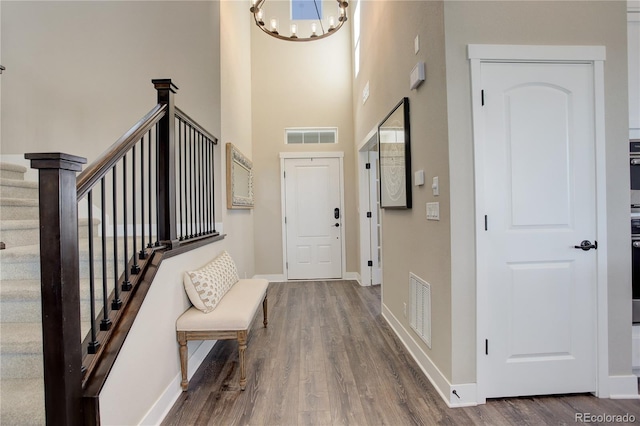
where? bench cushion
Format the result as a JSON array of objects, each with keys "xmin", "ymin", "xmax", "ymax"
[
  {"xmin": 183, "ymin": 251, "xmax": 239, "ymax": 313},
  {"xmin": 177, "ymin": 278, "xmax": 268, "ymax": 331}
]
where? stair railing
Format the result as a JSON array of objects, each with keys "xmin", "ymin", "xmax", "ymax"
[{"xmin": 25, "ymin": 79, "xmax": 219, "ymax": 426}]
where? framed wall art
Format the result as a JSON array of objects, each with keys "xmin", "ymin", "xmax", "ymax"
[
  {"xmin": 226, "ymin": 143, "xmax": 254, "ymax": 209},
  {"xmin": 378, "ymin": 97, "xmax": 412, "ymax": 209}
]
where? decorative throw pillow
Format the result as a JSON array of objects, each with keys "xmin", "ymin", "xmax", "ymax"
[{"xmin": 183, "ymin": 251, "xmax": 239, "ymax": 313}]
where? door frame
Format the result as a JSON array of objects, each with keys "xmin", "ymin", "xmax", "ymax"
[
  {"xmin": 358, "ymin": 126, "xmax": 380, "ymax": 287},
  {"xmin": 279, "ymin": 151, "xmax": 346, "ymax": 280},
  {"xmin": 469, "ymin": 44, "xmax": 609, "ymax": 402}
]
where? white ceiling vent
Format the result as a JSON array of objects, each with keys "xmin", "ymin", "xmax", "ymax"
[{"xmin": 285, "ymin": 128, "xmax": 338, "ymax": 144}]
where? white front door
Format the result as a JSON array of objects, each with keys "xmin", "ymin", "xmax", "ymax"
[
  {"xmin": 478, "ymin": 61, "xmax": 598, "ymax": 398},
  {"xmin": 283, "ymin": 157, "xmax": 343, "ymax": 280}
]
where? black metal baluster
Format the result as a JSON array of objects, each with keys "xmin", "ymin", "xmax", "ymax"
[
  {"xmin": 189, "ymin": 126, "xmax": 194, "ymax": 238},
  {"xmin": 207, "ymin": 139, "xmax": 216, "ymax": 234},
  {"xmin": 139, "ymin": 133, "xmax": 147, "ymax": 259},
  {"xmin": 154, "ymin": 124, "xmax": 160, "ymax": 247},
  {"xmin": 131, "ymin": 144, "xmax": 141, "ymax": 273},
  {"xmin": 148, "ymin": 127, "xmax": 153, "ymax": 248},
  {"xmin": 100, "ymin": 178, "xmax": 111, "ymax": 331},
  {"xmin": 211, "ymin": 140, "xmax": 216, "ymax": 233},
  {"xmin": 182, "ymin": 121, "xmax": 188, "ymax": 240},
  {"xmin": 122, "ymin": 153, "xmax": 133, "ymax": 288},
  {"xmin": 196, "ymin": 132, "xmax": 201, "ymax": 236},
  {"xmin": 204, "ymin": 138, "xmax": 209, "ymax": 235},
  {"xmin": 111, "ymin": 166, "xmax": 122, "ymax": 309},
  {"xmin": 87, "ymin": 190, "xmax": 100, "ymax": 354},
  {"xmin": 200, "ymin": 133, "xmax": 205, "ymax": 236},
  {"xmin": 178, "ymin": 119, "xmax": 183, "ymax": 241}
]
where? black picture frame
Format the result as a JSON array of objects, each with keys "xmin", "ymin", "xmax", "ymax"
[{"xmin": 378, "ymin": 97, "xmax": 411, "ymax": 209}]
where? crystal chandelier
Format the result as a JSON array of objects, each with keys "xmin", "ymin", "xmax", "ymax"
[{"xmin": 250, "ymin": 0, "xmax": 349, "ymax": 42}]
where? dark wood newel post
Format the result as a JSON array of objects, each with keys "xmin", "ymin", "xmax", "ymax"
[
  {"xmin": 24, "ymin": 152, "xmax": 87, "ymax": 426},
  {"xmin": 153, "ymin": 78, "xmax": 179, "ymax": 248}
]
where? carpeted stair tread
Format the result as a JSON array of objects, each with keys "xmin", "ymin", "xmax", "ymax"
[
  {"xmin": 0, "ymin": 279, "xmax": 41, "ymax": 300},
  {"xmin": 0, "ymin": 178, "xmax": 37, "ymax": 189},
  {"xmin": 0, "ymin": 198, "xmax": 38, "ymax": 207},
  {"xmin": 0, "ymin": 163, "xmax": 28, "ymax": 181},
  {"xmin": 0, "ymin": 179, "xmax": 38, "ymax": 200},
  {"xmin": 0, "ymin": 236, "xmax": 135, "ymax": 260},
  {"xmin": 1, "ymin": 278, "xmax": 109, "ymax": 300},
  {"xmin": 0, "ymin": 378, "xmax": 45, "ymax": 425},
  {"xmin": 0, "ymin": 322, "xmax": 42, "ymax": 353},
  {"xmin": 0, "ymin": 163, "xmax": 27, "ymax": 174},
  {"xmin": 0, "ymin": 219, "xmax": 40, "ymax": 231}
]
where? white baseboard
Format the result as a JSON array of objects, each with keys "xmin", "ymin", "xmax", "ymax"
[
  {"xmin": 139, "ymin": 340, "xmax": 215, "ymax": 425},
  {"xmin": 608, "ymin": 375, "xmax": 640, "ymax": 399},
  {"xmin": 344, "ymin": 271, "xmax": 362, "ymax": 285},
  {"xmin": 252, "ymin": 274, "xmax": 286, "ymax": 282},
  {"xmin": 381, "ymin": 303, "xmax": 478, "ymax": 407},
  {"xmin": 252, "ymin": 273, "xmax": 361, "ymax": 284}
]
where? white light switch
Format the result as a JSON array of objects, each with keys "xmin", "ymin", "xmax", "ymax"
[
  {"xmin": 426, "ymin": 202, "xmax": 440, "ymax": 221},
  {"xmin": 432, "ymin": 176, "xmax": 439, "ymax": 196},
  {"xmin": 415, "ymin": 170, "xmax": 425, "ymax": 186},
  {"xmin": 414, "ymin": 35, "xmax": 420, "ymax": 54}
]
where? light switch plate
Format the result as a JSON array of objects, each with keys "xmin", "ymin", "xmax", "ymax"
[
  {"xmin": 362, "ymin": 81, "xmax": 370, "ymax": 105},
  {"xmin": 414, "ymin": 35, "xmax": 420, "ymax": 54},
  {"xmin": 432, "ymin": 176, "xmax": 439, "ymax": 196},
  {"xmin": 426, "ymin": 202, "xmax": 440, "ymax": 221}
]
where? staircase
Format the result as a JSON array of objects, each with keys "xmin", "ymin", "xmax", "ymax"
[
  {"xmin": 0, "ymin": 162, "xmax": 113, "ymax": 425},
  {"xmin": 0, "ymin": 162, "xmax": 46, "ymax": 425}
]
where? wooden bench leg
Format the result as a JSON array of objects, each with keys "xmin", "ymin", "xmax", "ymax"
[
  {"xmin": 177, "ymin": 331, "xmax": 189, "ymax": 391},
  {"xmin": 263, "ymin": 294, "xmax": 268, "ymax": 328},
  {"xmin": 237, "ymin": 330, "xmax": 247, "ymax": 390}
]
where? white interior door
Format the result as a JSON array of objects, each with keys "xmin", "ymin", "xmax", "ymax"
[
  {"xmin": 284, "ymin": 157, "xmax": 343, "ymax": 280},
  {"xmin": 478, "ymin": 61, "xmax": 598, "ymax": 398}
]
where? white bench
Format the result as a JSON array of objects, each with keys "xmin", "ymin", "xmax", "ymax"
[{"xmin": 176, "ymin": 252, "xmax": 268, "ymax": 391}]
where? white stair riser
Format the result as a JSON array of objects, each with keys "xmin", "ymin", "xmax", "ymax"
[
  {"xmin": 0, "ymin": 185, "xmax": 38, "ymax": 200},
  {"xmin": 0, "ymin": 205, "xmax": 39, "ymax": 221}
]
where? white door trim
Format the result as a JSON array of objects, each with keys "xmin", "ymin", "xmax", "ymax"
[
  {"xmin": 358, "ymin": 127, "xmax": 378, "ymax": 287},
  {"xmin": 279, "ymin": 152, "xmax": 346, "ymax": 280},
  {"xmin": 469, "ymin": 44, "xmax": 609, "ymax": 403}
]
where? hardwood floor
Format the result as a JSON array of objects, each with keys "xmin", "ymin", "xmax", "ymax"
[{"xmin": 162, "ymin": 281, "xmax": 640, "ymax": 425}]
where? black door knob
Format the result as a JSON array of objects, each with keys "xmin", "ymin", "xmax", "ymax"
[{"xmin": 574, "ymin": 240, "xmax": 597, "ymax": 251}]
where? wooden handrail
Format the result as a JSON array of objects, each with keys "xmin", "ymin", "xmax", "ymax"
[
  {"xmin": 76, "ymin": 103, "xmax": 167, "ymax": 199},
  {"xmin": 175, "ymin": 106, "xmax": 219, "ymax": 144}
]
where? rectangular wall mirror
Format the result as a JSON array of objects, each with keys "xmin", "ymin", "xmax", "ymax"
[
  {"xmin": 226, "ymin": 143, "xmax": 254, "ymax": 209},
  {"xmin": 378, "ymin": 97, "xmax": 412, "ymax": 209}
]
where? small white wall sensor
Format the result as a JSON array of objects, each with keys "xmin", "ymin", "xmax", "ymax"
[{"xmin": 410, "ymin": 62, "xmax": 426, "ymax": 90}]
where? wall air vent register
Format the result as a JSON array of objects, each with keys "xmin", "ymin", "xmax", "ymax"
[{"xmin": 285, "ymin": 127, "xmax": 338, "ymax": 144}]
